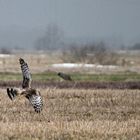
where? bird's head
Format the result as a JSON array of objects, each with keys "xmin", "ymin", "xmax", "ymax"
[
  {"xmin": 58, "ymin": 72, "xmax": 63, "ymax": 76},
  {"xmin": 19, "ymin": 58, "xmax": 25, "ymax": 64},
  {"xmin": 58, "ymin": 72, "xmax": 60, "ymax": 76}
]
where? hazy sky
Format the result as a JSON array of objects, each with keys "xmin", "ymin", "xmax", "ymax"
[{"xmin": 0, "ymin": 0, "xmax": 140, "ymax": 48}]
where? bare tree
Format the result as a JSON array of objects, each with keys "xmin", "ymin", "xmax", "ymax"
[
  {"xmin": 0, "ymin": 47, "xmax": 11, "ymax": 54},
  {"xmin": 35, "ymin": 24, "xmax": 64, "ymax": 51},
  {"xmin": 61, "ymin": 42, "xmax": 118, "ymax": 65}
]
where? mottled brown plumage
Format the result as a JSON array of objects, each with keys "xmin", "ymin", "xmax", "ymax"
[
  {"xmin": 7, "ymin": 58, "xmax": 43, "ymax": 113},
  {"xmin": 57, "ymin": 72, "xmax": 72, "ymax": 81}
]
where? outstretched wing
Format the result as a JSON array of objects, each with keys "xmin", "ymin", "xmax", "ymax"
[
  {"xmin": 7, "ymin": 88, "xmax": 43, "ymax": 113},
  {"xmin": 7, "ymin": 87, "xmax": 25, "ymax": 100},
  {"xmin": 19, "ymin": 58, "xmax": 32, "ymax": 89},
  {"xmin": 7, "ymin": 88, "xmax": 17, "ymax": 100},
  {"xmin": 25, "ymin": 89, "xmax": 43, "ymax": 113}
]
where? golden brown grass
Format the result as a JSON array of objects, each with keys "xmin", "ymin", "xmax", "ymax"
[{"xmin": 0, "ymin": 88, "xmax": 139, "ymax": 139}]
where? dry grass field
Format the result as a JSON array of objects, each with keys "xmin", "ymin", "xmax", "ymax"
[
  {"xmin": 0, "ymin": 53, "xmax": 139, "ymax": 139},
  {"xmin": 0, "ymin": 87, "xmax": 139, "ymax": 139}
]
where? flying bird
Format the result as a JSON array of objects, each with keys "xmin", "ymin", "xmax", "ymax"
[
  {"xmin": 57, "ymin": 72, "xmax": 72, "ymax": 81},
  {"xmin": 7, "ymin": 58, "xmax": 43, "ymax": 113}
]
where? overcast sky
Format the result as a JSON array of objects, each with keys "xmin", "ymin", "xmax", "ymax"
[{"xmin": 0, "ymin": 0, "xmax": 140, "ymax": 48}]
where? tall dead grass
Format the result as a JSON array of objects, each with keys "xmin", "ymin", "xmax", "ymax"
[{"xmin": 0, "ymin": 88, "xmax": 139, "ymax": 139}]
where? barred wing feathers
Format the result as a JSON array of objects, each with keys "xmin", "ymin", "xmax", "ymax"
[
  {"xmin": 25, "ymin": 91, "xmax": 43, "ymax": 113},
  {"xmin": 6, "ymin": 58, "xmax": 43, "ymax": 113},
  {"xmin": 7, "ymin": 88, "xmax": 23, "ymax": 100},
  {"xmin": 19, "ymin": 58, "xmax": 32, "ymax": 89},
  {"xmin": 7, "ymin": 88, "xmax": 43, "ymax": 113}
]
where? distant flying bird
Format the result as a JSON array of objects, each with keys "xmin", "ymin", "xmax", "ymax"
[
  {"xmin": 57, "ymin": 72, "xmax": 72, "ymax": 81},
  {"xmin": 7, "ymin": 58, "xmax": 43, "ymax": 113}
]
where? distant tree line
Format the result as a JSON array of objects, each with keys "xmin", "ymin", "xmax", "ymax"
[
  {"xmin": 61, "ymin": 42, "xmax": 118, "ymax": 65},
  {"xmin": 0, "ymin": 47, "xmax": 11, "ymax": 54},
  {"xmin": 129, "ymin": 43, "xmax": 140, "ymax": 50}
]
